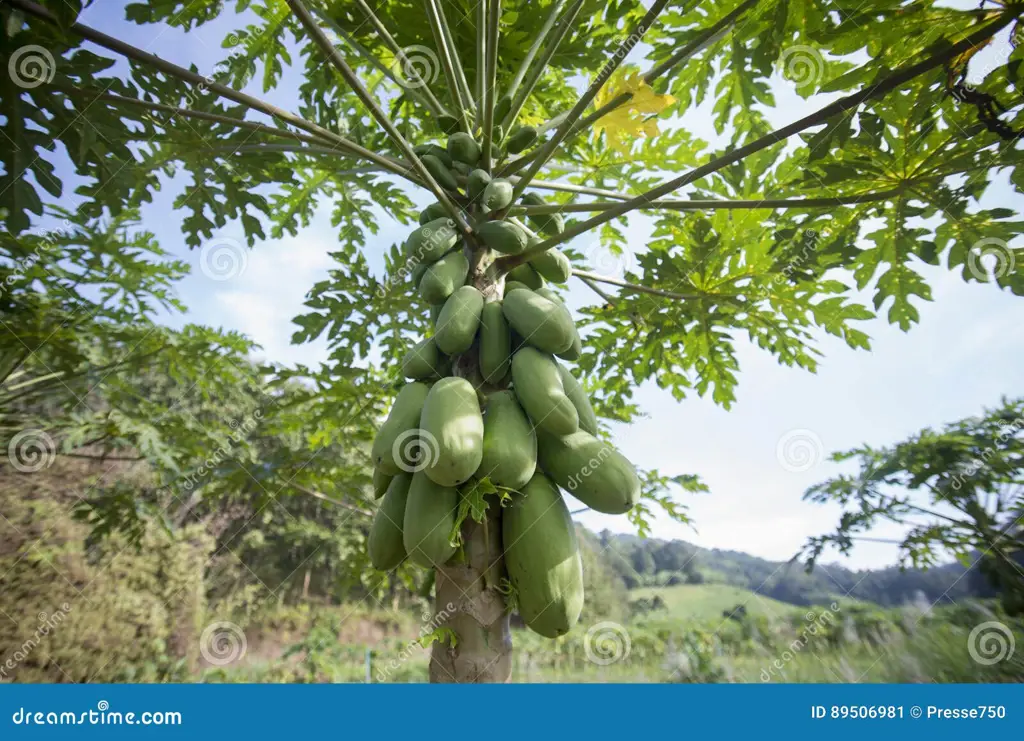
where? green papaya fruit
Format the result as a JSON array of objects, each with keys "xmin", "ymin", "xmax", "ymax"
[
  {"xmin": 494, "ymin": 93, "xmax": 513, "ymax": 123},
  {"xmin": 522, "ymin": 193, "xmax": 565, "ymax": 236},
  {"xmin": 506, "ymin": 125, "xmax": 538, "ymax": 154},
  {"xmin": 419, "ymin": 249, "xmax": 469, "ymax": 304},
  {"xmin": 479, "ymin": 391, "xmax": 536, "ymax": 490},
  {"xmin": 534, "ymin": 286, "xmax": 561, "ymax": 304},
  {"xmin": 556, "ymin": 364, "xmax": 598, "ymax": 435},
  {"xmin": 451, "ymin": 161, "xmax": 472, "ymax": 177},
  {"xmin": 477, "ymin": 220, "xmax": 528, "ymax": 255},
  {"xmin": 510, "ymin": 347, "xmax": 578, "ymax": 435},
  {"xmin": 420, "ymin": 377, "xmax": 484, "ymax": 487},
  {"xmin": 506, "ymin": 262, "xmax": 544, "ymax": 289},
  {"xmin": 371, "ymin": 382, "xmax": 431, "ymax": 474},
  {"xmin": 503, "ymin": 472, "xmax": 583, "ymax": 638},
  {"xmin": 434, "ymin": 285, "xmax": 484, "ymax": 355},
  {"xmin": 502, "ymin": 288, "xmax": 575, "ymax": 355},
  {"xmin": 372, "ymin": 468, "xmax": 393, "ymax": 500},
  {"xmin": 402, "ymin": 337, "xmax": 447, "ymax": 380},
  {"xmin": 422, "ymin": 154, "xmax": 459, "ymax": 191},
  {"xmin": 467, "ymin": 169, "xmax": 492, "ymax": 202},
  {"xmin": 495, "ymin": 123, "xmax": 506, "ymax": 143},
  {"xmin": 413, "ymin": 143, "xmax": 434, "ymax": 156},
  {"xmin": 536, "ymin": 429, "xmax": 640, "ymax": 514},
  {"xmin": 418, "ymin": 201, "xmax": 448, "ymax": 226},
  {"xmin": 481, "ymin": 179, "xmax": 514, "ymax": 214},
  {"xmin": 437, "ymin": 114, "xmax": 460, "ymax": 134},
  {"xmin": 555, "ymin": 329, "xmax": 582, "ymax": 362},
  {"xmin": 422, "ymin": 144, "xmax": 453, "ymax": 168},
  {"xmin": 403, "ymin": 471, "xmax": 458, "ymax": 567},
  {"xmin": 429, "ymin": 302, "xmax": 444, "ymax": 325},
  {"xmin": 491, "ymin": 142, "xmax": 501, "ymax": 160},
  {"xmin": 411, "ymin": 261, "xmax": 428, "ymax": 288},
  {"xmin": 528, "ymin": 248, "xmax": 571, "ymax": 283},
  {"xmin": 447, "ymin": 132, "xmax": 481, "ymax": 165},
  {"xmin": 479, "ymin": 302, "xmax": 511, "ymax": 384},
  {"xmin": 369, "ymin": 472, "xmax": 412, "ymax": 570},
  {"xmin": 504, "ymin": 280, "xmax": 531, "ymax": 295},
  {"xmin": 406, "ymin": 217, "xmax": 459, "ymax": 265}
]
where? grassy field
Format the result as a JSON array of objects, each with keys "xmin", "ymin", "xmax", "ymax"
[{"xmin": 633, "ymin": 584, "xmax": 808, "ymax": 621}]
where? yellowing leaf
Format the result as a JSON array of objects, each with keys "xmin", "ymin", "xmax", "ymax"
[{"xmin": 593, "ymin": 68, "xmax": 677, "ymax": 152}]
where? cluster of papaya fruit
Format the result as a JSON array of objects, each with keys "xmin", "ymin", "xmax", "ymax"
[{"xmin": 367, "ymin": 129, "xmax": 640, "ymax": 639}]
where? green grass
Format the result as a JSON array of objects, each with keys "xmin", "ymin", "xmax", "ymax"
[{"xmin": 632, "ymin": 584, "xmax": 802, "ymax": 621}]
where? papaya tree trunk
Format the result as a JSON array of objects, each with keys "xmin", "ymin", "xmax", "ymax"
[{"xmin": 429, "ymin": 245, "xmax": 513, "ymax": 683}]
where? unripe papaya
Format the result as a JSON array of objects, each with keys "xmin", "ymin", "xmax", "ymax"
[
  {"xmin": 411, "ymin": 261, "xmax": 428, "ymax": 288},
  {"xmin": 372, "ymin": 382, "xmax": 430, "ymax": 474},
  {"xmin": 369, "ymin": 472, "xmax": 412, "ymax": 570},
  {"xmin": 506, "ymin": 262, "xmax": 544, "ymax": 289},
  {"xmin": 468, "ymin": 169, "xmax": 492, "ymax": 201},
  {"xmin": 529, "ymin": 248, "xmax": 571, "ymax": 283},
  {"xmin": 479, "ymin": 302, "xmax": 511, "ymax": 384},
  {"xmin": 402, "ymin": 337, "xmax": 447, "ymax": 380},
  {"xmin": 372, "ymin": 468, "xmax": 393, "ymax": 500},
  {"xmin": 494, "ymin": 93, "xmax": 513, "ymax": 123},
  {"xmin": 522, "ymin": 193, "xmax": 565, "ymax": 236},
  {"xmin": 419, "ymin": 249, "xmax": 469, "ymax": 305},
  {"xmin": 420, "ymin": 377, "xmax": 484, "ymax": 486},
  {"xmin": 504, "ymin": 280, "xmax": 531, "ymax": 295},
  {"xmin": 451, "ymin": 161, "xmax": 472, "ymax": 177},
  {"xmin": 510, "ymin": 347, "xmax": 578, "ymax": 435},
  {"xmin": 555, "ymin": 330, "xmax": 582, "ymax": 362},
  {"xmin": 479, "ymin": 391, "xmax": 536, "ymax": 490},
  {"xmin": 437, "ymin": 114, "xmax": 460, "ymax": 134},
  {"xmin": 477, "ymin": 220, "xmax": 529, "ymax": 255},
  {"xmin": 420, "ymin": 144, "xmax": 453, "ymax": 168},
  {"xmin": 506, "ymin": 125, "xmax": 538, "ymax": 154},
  {"xmin": 536, "ymin": 429, "xmax": 640, "ymax": 514},
  {"xmin": 435, "ymin": 285, "xmax": 484, "ymax": 355},
  {"xmin": 534, "ymin": 286, "xmax": 562, "ymax": 304},
  {"xmin": 429, "ymin": 302, "xmax": 444, "ymax": 325},
  {"xmin": 502, "ymin": 288, "xmax": 575, "ymax": 355},
  {"xmin": 418, "ymin": 201, "xmax": 448, "ymax": 225},
  {"xmin": 422, "ymin": 154, "xmax": 459, "ymax": 191},
  {"xmin": 503, "ymin": 472, "xmax": 583, "ymax": 638},
  {"xmin": 556, "ymin": 364, "xmax": 598, "ymax": 436},
  {"xmin": 481, "ymin": 179, "xmax": 514, "ymax": 214},
  {"xmin": 403, "ymin": 471, "xmax": 458, "ymax": 567},
  {"xmin": 447, "ymin": 132, "xmax": 481, "ymax": 165},
  {"xmin": 406, "ymin": 217, "xmax": 459, "ymax": 265}
]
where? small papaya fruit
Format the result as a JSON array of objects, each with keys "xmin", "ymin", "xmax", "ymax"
[
  {"xmin": 504, "ymin": 280, "xmax": 532, "ymax": 295},
  {"xmin": 403, "ymin": 471, "xmax": 458, "ymax": 567},
  {"xmin": 406, "ymin": 217, "xmax": 459, "ymax": 265},
  {"xmin": 528, "ymin": 248, "xmax": 571, "ymax": 283},
  {"xmin": 522, "ymin": 193, "xmax": 565, "ymax": 236},
  {"xmin": 503, "ymin": 472, "xmax": 583, "ymax": 638},
  {"xmin": 506, "ymin": 125, "xmax": 538, "ymax": 154},
  {"xmin": 402, "ymin": 337, "xmax": 447, "ymax": 380},
  {"xmin": 506, "ymin": 262, "xmax": 544, "ymax": 289},
  {"xmin": 502, "ymin": 288, "xmax": 575, "ymax": 355},
  {"xmin": 510, "ymin": 347, "xmax": 578, "ymax": 436},
  {"xmin": 468, "ymin": 169, "xmax": 492, "ymax": 202},
  {"xmin": 555, "ymin": 329, "xmax": 582, "ymax": 362},
  {"xmin": 494, "ymin": 93, "xmax": 513, "ymax": 123},
  {"xmin": 422, "ymin": 154, "xmax": 459, "ymax": 190},
  {"xmin": 419, "ymin": 249, "xmax": 469, "ymax": 305},
  {"xmin": 536, "ymin": 429, "xmax": 640, "ymax": 514},
  {"xmin": 434, "ymin": 285, "xmax": 484, "ymax": 355},
  {"xmin": 372, "ymin": 468, "xmax": 393, "ymax": 500},
  {"xmin": 418, "ymin": 201, "xmax": 448, "ymax": 225},
  {"xmin": 556, "ymin": 364, "xmax": 598, "ymax": 436},
  {"xmin": 371, "ymin": 382, "xmax": 431, "ymax": 474},
  {"xmin": 437, "ymin": 114, "xmax": 460, "ymax": 134},
  {"xmin": 447, "ymin": 132, "xmax": 481, "ymax": 165},
  {"xmin": 479, "ymin": 391, "xmax": 536, "ymax": 490},
  {"xmin": 477, "ymin": 220, "xmax": 529, "ymax": 255},
  {"xmin": 369, "ymin": 472, "xmax": 412, "ymax": 570},
  {"xmin": 481, "ymin": 179, "xmax": 514, "ymax": 214},
  {"xmin": 420, "ymin": 377, "xmax": 484, "ymax": 487},
  {"xmin": 479, "ymin": 301, "xmax": 511, "ymax": 384}
]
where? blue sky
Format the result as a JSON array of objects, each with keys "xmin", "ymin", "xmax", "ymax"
[{"xmin": 53, "ymin": 2, "xmax": 1024, "ymax": 570}]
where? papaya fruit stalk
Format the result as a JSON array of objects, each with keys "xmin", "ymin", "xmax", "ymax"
[{"xmin": 429, "ymin": 246, "xmax": 514, "ymax": 684}]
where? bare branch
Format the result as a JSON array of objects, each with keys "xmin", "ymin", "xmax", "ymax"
[
  {"xmin": 504, "ymin": 0, "xmax": 566, "ymax": 107},
  {"xmin": 481, "ymin": 0, "xmax": 502, "ymax": 172},
  {"xmin": 424, "ymin": 0, "xmax": 471, "ymax": 129},
  {"xmin": 571, "ymin": 269, "xmax": 702, "ymax": 301}
]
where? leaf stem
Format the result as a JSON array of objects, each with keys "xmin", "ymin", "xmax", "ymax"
[
  {"xmin": 481, "ymin": 0, "xmax": 501, "ymax": 172},
  {"xmin": 571, "ymin": 269, "xmax": 702, "ymax": 301},
  {"xmin": 424, "ymin": 0, "xmax": 472, "ymax": 130}
]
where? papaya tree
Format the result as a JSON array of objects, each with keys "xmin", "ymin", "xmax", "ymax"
[{"xmin": 2, "ymin": 0, "xmax": 1023, "ymax": 683}]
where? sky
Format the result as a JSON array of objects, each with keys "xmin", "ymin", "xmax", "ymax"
[{"xmin": 44, "ymin": 1, "xmax": 1024, "ymax": 571}]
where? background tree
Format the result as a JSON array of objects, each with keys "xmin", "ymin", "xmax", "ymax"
[{"xmin": 2, "ymin": 0, "xmax": 1023, "ymax": 681}]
